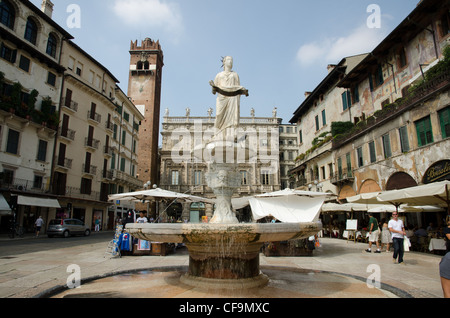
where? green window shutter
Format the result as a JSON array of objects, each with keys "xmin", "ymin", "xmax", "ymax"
[
  {"xmin": 416, "ymin": 116, "xmax": 433, "ymax": 147},
  {"xmin": 439, "ymin": 107, "xmax": 450, "ymax": 138},
  {"xmin": 399, "ymin": 126, "xmax": 410, "ymax": 152},
  {"xmin": 342, "ymin": 92, "xmax": 348, "ymax": 111},
  {"xmin": 369, "ymin": 141, "xmax": 376, "ymax": 163}
]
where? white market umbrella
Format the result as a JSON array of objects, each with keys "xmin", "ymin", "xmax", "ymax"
[
  {"xmin": 108, "ymin": 188, "xmax": 214, "ymax": 204},
  {"xmin": 346, "ymin": 192, "xmax": 383, "ymax": 205},
  {"xmin": 377, "ymin": 180, "xmax": 450, "ymax": 215},
  {"xmin": 367, "ymin": 204, "xmax": 443, "ymax": 213}
]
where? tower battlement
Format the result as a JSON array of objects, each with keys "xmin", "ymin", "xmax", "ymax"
[{"xmin": 130, "ymin": 38, "xmax": 163, "ymax": 53}]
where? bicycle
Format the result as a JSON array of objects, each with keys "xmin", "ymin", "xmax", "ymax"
[{"xmin": 8, "ymin": 224, "xmax": 25, "ymax": 239}]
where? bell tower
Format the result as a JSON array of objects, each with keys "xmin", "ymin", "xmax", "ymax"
[{"xmin": 128, "ymin": 38, "xmax": 164, "ymax": 188}]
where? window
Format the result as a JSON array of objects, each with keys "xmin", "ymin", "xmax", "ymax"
[
  {"xmin": 47, "ymin": 71, "xmax": 56, "ymax": 86},
  {"xmin": 346, "ymin": 153, "xmax": 352, "ymax": 177},
  {"xmin": 124, "ymin": 112, "xmax": 130, "ymax": 122},
  {"xmin": 2, "ymin": 169, "xmax": 14, "ymax": 184},
  {"xmin": 171, "ymin": 171, "xmax": 179, "ymax": 185},
  {"xmin": 399, "ymin": 126, "xmax": 410, "ymax": 152},
  {"xmin": 240, "ymin": 171, "xmax": 247, "ymax": 185},
  {"xmin": 120, "ymin": 158, "xmax": 126, "ymax": 172},
  {"xmin": 382, "ymin": 133, "xmax": 392, "ymax": 158},
  {"xmin": 19, "ymin": 55, "xmax": 30, "ymax": 72},
  {"xmin": 352, "ymin": 86, "xmax": 360, "ymax": 103},
  {"xmin": 0, "ymin": 43, "xmax": 16, "ymax": 63},
  {"xmin": 369, "ymin": 141, "xmax": 376, "ymax": 163},
  {"xmin": 194, "ymin": 170, "xmax": 202, "ymax": 185},
  {"xmin": 80, "ymin": 178, "xmax": 92, "ymax": 195},
  {"xmin": 357, "ymin": 147, "xmax": 363, "ymax": 167},
  {"xmin": 415, "ymin": 116, "xmax": 434, "ymax": 147},
  {"xmin": 121, "ymin": 130, "xmax": 126, "ymax": 146},
  {"xmin": 342, "ymin": 90, "xmax": 351, "ymax": 111},
  {"xmin": 46, "ymin": 33, "xmax": 57, "ymax": 58},
  {"xmin": 398, "ymin": 48, "xmax": 408, "ymax": 68},
  {"xmin": 299, "ymin": 130, "xmax": 303, "ymax": 144},
  {"xmin": 37, "ymin": 140, "xmax": 48, "ymax": 161},
  {"xmin": 375, "ymin": 65, "xmax": 384, "ymax": 86},
  {"xmin": 6, "ymin": 128, "xmax": 19, "ymax": 154},
  {"xmin": 24, "ymin": 17, "xmax": 38, "ymax": 45},
  {"xmin": 438, "ymin": 106, "xmax": 450, "ymax": 139},
  {"xmin": 337, "ymin": 157, "xmax": 343, "ymax": 179},
  {"xmin": 33, "ymin": 175, "xmax": 43, "ymax": 189},
  {"xmin": 76, "ymin": 62, "xmax": 82, "ymax": 76},
  {"xmin": 440, "ymin": 11, "xmax": 450, "ymax": 37},
  {"xmin": 322, "ymin": 110, "xmax": 326, "ymax": 126},
  {"xmin": 0, "ymin": 0, "xmax": 15, "ymax": 29},
  {"xmin": 315, "ymin": 115, "xmax": 320, "ymax": 131},
  {"xmin": 68, "ymin": 57, "xmax": 75, "ymax": 70},
  {"xmin": 261, "ymin": 171, "xmax": 270, "ymax": 185}
]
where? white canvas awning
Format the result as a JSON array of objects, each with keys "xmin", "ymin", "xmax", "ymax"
[
  {"xmin": 17, "ymin": 195, "xmax": 61, "ymax": 208},
  {"xmin": 248, "ymin": 188, "xmax": 334, "ymax": 223},
  {"xmin": 0, "ymin": 194, "xmax": 12, "ymax": 216}
]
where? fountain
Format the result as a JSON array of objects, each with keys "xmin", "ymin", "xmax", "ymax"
[{"xmin": 126, "ymin": 56, "xmax": 323, "ymax": 289}]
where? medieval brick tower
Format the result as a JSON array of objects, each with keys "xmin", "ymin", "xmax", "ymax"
[{"xmin": 127, "ymin": 38, "xmax": 164, "ymax": 188}]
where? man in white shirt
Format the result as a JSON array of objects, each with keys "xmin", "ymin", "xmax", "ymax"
[
  {"xmin": 388, "ymin": 212, "xmax": 406, "ymax": 264},
  {"xmin": 136, "ymin": 212, "xmax": 148, "ymax": 224},
  {"xmin": 35, "ymin": 216, "xmax": 44, "ymax": 237}
]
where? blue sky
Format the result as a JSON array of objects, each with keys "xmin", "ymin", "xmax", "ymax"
[{"xmin": 30, "ymin": 0, "xmax": 418, "ymax": 125}]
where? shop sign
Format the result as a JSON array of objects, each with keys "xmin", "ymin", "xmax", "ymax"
[{"xmin": 423, "ymin": 160, "xmax": 450, "ymax": 183}]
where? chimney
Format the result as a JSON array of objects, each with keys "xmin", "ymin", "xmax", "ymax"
[
  {"xmin": 304, "ymin": 92, "xmax": 312, "ymax": 98},
  {"xmin": 41, "ymin": 0, "xmax": 54, "ymax": 18}
]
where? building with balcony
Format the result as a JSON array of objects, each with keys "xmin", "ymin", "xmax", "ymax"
[
  {"xmin": 0, "ymin": 0, "xmax": 73, "ymax": 233},
  {"xmin": 288, "ymin": 54, "xmax": 368, "ymax": 194},
  {"xmin": 278, "ymin": 123, "xmax": 299, "ymax": 190},
  {"xmin": 332, "ymin": 0, "xmax": 450, "ymax": 227},
  {"xmin": 288, "ymin": 0, "xmax": 449, "ymax": 228},
  {"xmin": 160, "ymin": 109, "xmax": 281, "ymax": 222},
  {"xmin": 0, "ymin": 0, "xmax": 145, "ymax": 233}
]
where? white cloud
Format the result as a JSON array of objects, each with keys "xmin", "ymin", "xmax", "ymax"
[
  {"xmin": 296, "ymin": 24, "xmax": 388, "ymax": 67},
  {"xmin": 112, "ymin": 0, "xmax": 183, "ymax": 38}
]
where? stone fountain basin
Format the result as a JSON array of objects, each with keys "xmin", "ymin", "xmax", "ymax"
[
  {"xmin": 125, "ymin": 222, "xmax": 322, "ymax": 286},
  {"xmin": 125, "ymin": 222, "xmax": 322, "ymax": 245}
]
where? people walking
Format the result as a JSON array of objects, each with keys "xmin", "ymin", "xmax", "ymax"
[
  {"xmin": 365, "ymin": 213, "xmax": 381, "ymax": 253},
  {"xmin": 94, "ymin": 217, "xmax": 100, "ymax": 232},
  {"xmin": 34, "ymin": 216, "xmax": 44, "ymax": 237},
  {"xmin": 380, "ymin": 218, "xmax": 392, "ymax": 252},
  {"xmin": 388, "ymin": 212, "xmax": 406, "ymax": 264}
]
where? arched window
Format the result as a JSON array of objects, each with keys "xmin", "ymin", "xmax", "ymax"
[
  {"xmin": 136, "ymin": 61, "xmax": 143, "ymax": 70},
  {"xmin": 143, "ymin": 61, "xmax": 149, "ymax": 70},
  {"xmin": 46, "ymin": 33, "xmax": 57, "ymax": 58},
  {"xmin": 24, "ymin": 17, "xmax": 38, "ymax": 45},
  {"xmin": 0, "ymin": 0, "xmax": 15, "ymax": 29}
]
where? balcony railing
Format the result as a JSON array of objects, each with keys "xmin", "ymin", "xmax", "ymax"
[
  {"xmin": 55, "ymin": 156, "xmax": 73, "ymax": 169},
  {"xmin": 82, "ymin": 164, "xmax": 97, "ymax": 176},
  {"xmin": 85, "ymin": 138, "xmax": 100, "ymax": 150},
  {"xmin": 61, "ymin": 98, "xmax": 78, "ymax": 112},
  {"xmin": 87, "ymin": 111, "xmax": 101, "ymax": 124},
  {"xmin": 59, "ymin": 127, "xmax": 76, "ymax": 141},
  {"xmin": 0, "ymin": 177, "xmax": 49, "ymax": 193},
  {"xmin": 330, "ymin": 169, "xmax": 354, "ymax": 185},
  {"xmin": 112, "ymin": 169, "xmax": 143, "ymax": 188}
]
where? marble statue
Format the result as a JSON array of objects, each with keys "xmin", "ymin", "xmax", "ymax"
[{"xmin": 209, "ymin": 56, "xmax": 248, "ymax": 134}]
